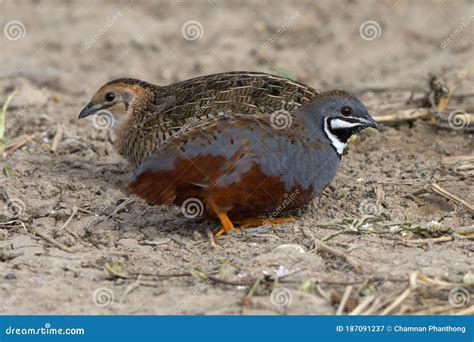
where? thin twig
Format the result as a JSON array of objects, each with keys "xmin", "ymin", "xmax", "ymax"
[
  {"xmin": 0, "ymin": 90, "xmax": 18, "ymax": 148},
  {"xmin": 0, "ymin": 249, "xmax": 24, "ymax": 260},
  {"xmin": 315, "ymin": 284, "xmax": 331, "ymax": 301},
  {"xmin": 317, "ymin": 241, "xmax": 363, "ymax": 273},
  {"xmin": 303, "ymin": 228, "xmax": 363, "ymax": 273},
  {"xmin": 430, "ymin": 183, "xmax": 474, "ymax": 213},
  {"xmin": 336, "ymin": 285, "xmax": 353, "ymax": 315},
  {"xmin": 139, "ymin": 238, "xmax": 171, "ymax": 246},
  {"xmin": 120, "ymin": 274, "xmax": 142, "ymax": 303},
  {"xmin": 374, "ymin": 108, "xmax": 431, "ymax": 124},
  {"xmin": 437, "ymin": 63, "xmax": 474, "ymax": 112},
  {"xmin": 31, "ymin": 228, "xmax": 80, "ymax": 253},
  {"xmin": 207, "ymin": 275, "xmax": 253, "ymax": 287},
  {"xmin": 349, "ymin": 295, "xmax": 375, "ymax": 315},
  {"xmin": 400, "ymin": 234, "xmax": 474, "ymax": 246},
  {"xmin": 247, "ymin": 278, "xmax": 262, "ymax": 297},
  {"xmin": 206, "ymin": 227, "xmax": 218, "ymax": 250},
  {"xmin": 413, "ymin": 183, "xmax": 474, "ymax": 213},
  {"xmin": 380, "ymin": 286, "xmax": 412, "ymax": 315},
  {"xmin": 4, "ymin": 133, "xmax": 38, "ymax": 155},
  {"xmin": 417, "ymin": 274, "xmax": 463, "ymax": 288},
  {"xmin": 106, "ymin": 198, "xmax": 135, "ymax": 219},
  {"xmin": 361, "ymin": 297, "xmax": 383, "ymax": 315},
  {"xmin": 380, "ymin": 272, "xmax": 418, "ymax": 315},
  {"xmin": 58, "ymin": 206, "xmax": 78, "ymax": 231},
  {"xmin": 50, "ymin": 124, "xmax": 64, "ymax": 153}
]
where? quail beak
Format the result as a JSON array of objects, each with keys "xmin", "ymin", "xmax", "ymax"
[
  {"xmin": 359, "ymin": 116, "xmax": 380, "ymax": 130},
  {"xmin": 78, "ymin": 102, "xmax": 100, "ymax": 119}
]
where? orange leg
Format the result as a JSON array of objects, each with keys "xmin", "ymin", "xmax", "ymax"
[
  {"xmin": 235, "ymin": 216, "xmax": 295, "ymax": 229},
  {"xmin": 209, "ymin": 198, "xmax": 237, "ymax": 237}
]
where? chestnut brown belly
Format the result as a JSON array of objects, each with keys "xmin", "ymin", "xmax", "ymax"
[{"xmin": 127, "ymin": 155, "xmax": 316, "ymax": 219}]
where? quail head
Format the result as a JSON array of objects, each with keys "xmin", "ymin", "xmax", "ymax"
[{"xmin": 78, "ymin": 79, "xmax": 154, "ymax": 128}]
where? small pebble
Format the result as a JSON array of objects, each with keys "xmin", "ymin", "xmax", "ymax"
[
  {"xmin": 193, "ymin": 231, "xmax": 202, "ymax": 241},
  {"xmin": 4, "ymin": 273, "xmax": 17, "ymax": 280}
]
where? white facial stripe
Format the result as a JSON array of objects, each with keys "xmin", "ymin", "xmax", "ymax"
[
  {"xmin": 323, "ymin": 118, "xmax": 347, "ymax": 155},
  {"xmin": 330, "ymin": 118, "xmax": 363, "ymax": 129}
]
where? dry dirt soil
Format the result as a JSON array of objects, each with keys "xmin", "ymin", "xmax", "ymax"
[{"xmin": 0, "ymin": 0, "xmax": 473, "ymax": 314}]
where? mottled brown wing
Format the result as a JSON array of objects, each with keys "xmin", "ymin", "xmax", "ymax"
[{"xmin": 142, "ymin": 71, "xmax": 320, "ymax": 133}]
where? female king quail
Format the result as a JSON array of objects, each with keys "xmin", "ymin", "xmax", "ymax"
[{"xmin": 79, "ymin": 71, "xmax": 379, "ymax": 236}]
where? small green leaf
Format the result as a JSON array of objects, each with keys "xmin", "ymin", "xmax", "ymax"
[
  {"xmin": 298, "ymin": 279, "xmax": 315, "ymax": 293},
  {"xmin": 4, "ymin": 166, "xmax": 15, "ymax": 177},
  {"xmin": 104, "ymin": 262, "xmax": 126, "ymax": 279},
  {"xmin": 270, "ymin": 67, "xmax": 296, "ymax": 81},
  {"xmin": 191, "ymin": 269, "xmax": 208, "ymax": 282}
]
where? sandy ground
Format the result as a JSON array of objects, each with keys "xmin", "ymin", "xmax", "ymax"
[{"xmin": 0, "ymin": 0, "xmax": 473, "ymax": 314}]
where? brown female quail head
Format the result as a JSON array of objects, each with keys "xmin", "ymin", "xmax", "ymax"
[{"xmin": 78, "ymin": 78, "xmax": 153, "ymax": 124}]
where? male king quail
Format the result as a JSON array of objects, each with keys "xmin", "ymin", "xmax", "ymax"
[{"xmin": 79, "ymin": 71, "xmax": 379, "ymax": 236}]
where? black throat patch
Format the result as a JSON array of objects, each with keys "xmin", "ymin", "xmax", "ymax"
[{"xmin": 327, "ymin": 117, "xmax": 365, "ymax": 143}]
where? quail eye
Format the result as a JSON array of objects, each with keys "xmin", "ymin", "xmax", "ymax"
[
  {"xmin": 340, "ymin": 106, "xmax": 352, "ymax": 116},
  {"xmin": 105, "ymin": 92, "xmax": 115, "ymax": 102}
]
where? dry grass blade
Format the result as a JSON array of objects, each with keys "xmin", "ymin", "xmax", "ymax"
[
  {"xmin": 349, "ymin": 295, "xmax": 375, "ymax": 315},
  {"xmin": 31, "ymin": 228, "xmax": 80, "ymax": 253},
  {"xmin": 374, "ymin": 108, "xmax": 431, "ymax": 124},
  {"xmin": 413, "ymin": 183, "xmax": 474, "ymax": 213},
  {"xmin": 0, "ymin": 90, "xmax": 18, "ymax": 149},
  {"xmin": 58, "ymin": 206, "xmax": 78, "ymax": 231},
  {"xmin": 417, "ymin": 274, "xmax": 463, "ymax": 288},
  {"xmin": 442, "ymin": 155, "xmax": 474, "ymax": 177},
  {"xmin": 437, "ymin": 63, "xmax": 474, "ymax": 113},
  {"xmin": 120, "ymin": 274, "xmax": 142, "ymax": 303},
  {"xmin": 380, "ymin": 286, "xmax": 412, "ymax": 315},
  {"xmin": 361, "ymin": 297, "xmax": 383, "ymax": 315},
  {"xmin": 106, "ymin": 198, "xmax": 135, "ymax": 219},
  {"xmin": 402, "ymin": 234, "xmax": 474, "ymax": 246},
  {"xmin": 336, "ymin": 285, "xmax": 353, "ymax": 315},
  {"xmin": 430, "ymin": 183, "xmax": 474, "ymax": 212},
  {"xmin": 50, "ymin": 123, "xmax": 64, "ymax": 153},
  {"xmin": 380, "ymin": 272, "xmax": 418, "ymax": 315},
  {"xmin": 302, "ymin": 228, "xmax": 363, "ymax": 273},
  {"xmin": 206, "ymin": 227, "xmax": 218, "ymax": 249},
  {"xmin": 4, "ymin": 133, "xmax": 38, "ymax": 156}
]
